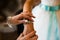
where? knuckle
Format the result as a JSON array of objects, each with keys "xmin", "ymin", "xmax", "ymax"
[{"xmin": 35, "ymin": 35, "xmax": 38, "ymax": 39}]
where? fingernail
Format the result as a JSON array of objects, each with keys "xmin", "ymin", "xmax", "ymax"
[{"xmin": 24, "ymin": 20, "xmax": 28, "ymax": 22}]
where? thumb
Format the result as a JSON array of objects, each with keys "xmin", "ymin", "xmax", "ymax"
[
  {"xmin": 19, "ymin": 33, "xmax": 24, "ymax": 38},
  {"xmin": 17, "ymin": 33, "xmax": 24, "ymax": 40},
  {"xmin": 17, "ymin": 20, "xmax": 26, "ymax": 24}
]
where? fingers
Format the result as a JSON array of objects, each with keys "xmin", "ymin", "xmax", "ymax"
[
  {"xmin": 23, "ymin": 31, "xmax": 36, "ymax": 38},
  {"xmin": 25, "ymin": 11, "xmax": 35, "ymax": 18},
  {"xmin": 16, "ymin": 20, "xmax": 26, "ymax": 24},
  {"xmin": 18, "ymin": 31, "xmax": 36, "ymax": 40},
  {"xmin": 16, "ymin": 19, "xmax": 34, "ymax": 25},
  {"xmin": 16, "ymin": 11, "xmax": 35, "ymax": 22},
  {"xmin": 23, "ymin": 16, "xmax": 34, "ymax": 22},
  {"xmin": 17, "ymin": 33, "xmax": 23, "ymax": 40},
  {"xmin": 21, "ymin": 11, "xmax": 35, "ymax": 19},
  {"xmin": 17, "ymin": 31, "xmax": 37, "ymax": 40},
  {"xmin": 16, "ymin": 13, "xmax": 34, "ymax": 22},
  {"xmin": 23, "ymin": 11, "xmax": 35, "ymax": 18},
  {"xmin": 31, "ymin": 35, "xmax": 38, "ymax": 40},
  {"xmin": 19, "ymin": 33, "xmax": 23, "ymax": 38}
]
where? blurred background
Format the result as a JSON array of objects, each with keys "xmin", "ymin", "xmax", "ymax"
[{"xmin": 0, "ymin": 0, "xmax": 40, "ymax": 40}]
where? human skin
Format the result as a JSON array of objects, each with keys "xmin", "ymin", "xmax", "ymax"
[
  {"xmin": 22, "ymin": 0, "xmax": 35, "ymax": 35},
  {"xmin": 22, "ymin": 0, "xmax": 60, "ymax": 38},
  {"xmin": 22, "ymin": 0, "xmax": 41, "ymax": 36},
  {"xmin": 17, "ymin": 31, "xmax": 38, "ymax": 40}
]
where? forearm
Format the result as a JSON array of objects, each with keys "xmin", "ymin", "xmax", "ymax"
[
  {"xmin": 23, "ymin": 0, "xmax": 34, "ymax": 12},
  {"xmin": 23, "ymin": 0, "xmax": 35, "ymax": 35}
]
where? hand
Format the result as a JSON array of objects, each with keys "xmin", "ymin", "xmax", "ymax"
[
  {"xmin": 20, "ymin": 11, "xmax": 35, "ymax": 21},
  {"xmin": 17, "ymin": 31, "xmax": 38, "ymax": 40},
  {"xmin": 9, "ymin": 11, "xmax": 35, "ymax": 25}
]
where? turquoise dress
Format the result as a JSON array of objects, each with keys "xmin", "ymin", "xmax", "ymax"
[{"xmin": 32, "ymin": 3, "xmax": 60, "ymax": 40}]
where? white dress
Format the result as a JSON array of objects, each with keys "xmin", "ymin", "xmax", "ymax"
[{"xmin": 32, "ymin": 0, "xmax": 60, "ymax": 40}]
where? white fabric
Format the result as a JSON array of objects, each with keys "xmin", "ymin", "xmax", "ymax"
[
  {"xmin": 32, "ymin": 5, "xmax": 49, "ymax": 40},
  {"xmin": 41, "ymin": 0, "xmax": 60, "ymax": 6},
  {"xmin": 32, "ymin": 4, "xmax": 60, "ymax": 40}
]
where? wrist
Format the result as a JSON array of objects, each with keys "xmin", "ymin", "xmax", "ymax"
[
  {"xmin": 24, "ymin": 11, "xmax": 31, "ymax": 13},
  {"xmin": 7, "ymin": 16, "xmax": 15, "ymax": 28},
  {"xmin": 23, "ymin": 23, "xmax": 34, "ymax": 35}
]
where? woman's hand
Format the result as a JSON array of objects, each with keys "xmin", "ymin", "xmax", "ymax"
[
  {"xmin": 17, "ymin": 31, "xmax": 38, "ymax": 40},
  {"xmin": 8, "ymin": 11, "xmax": 35, "ymax": 25},
  {"xmin": 20, "ymin": 11, "xmax": 35, "ymax": 21}
]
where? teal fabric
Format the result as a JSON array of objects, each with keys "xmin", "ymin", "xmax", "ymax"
[
  {"xmin": 47, "ymin": 11, "xmax": 59, "ymax": 40},
  {"xmin": 39, "ymin": 4, "xmax": 60, "ymax": 40},
  {"xmin": 40, "ymin": 4, "xmax": 60, "ymax": 11}
]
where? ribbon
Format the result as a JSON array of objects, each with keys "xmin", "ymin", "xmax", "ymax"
[{"xmin": 39, "ymin": 4, "xmax": 60, "ymax": 40}]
